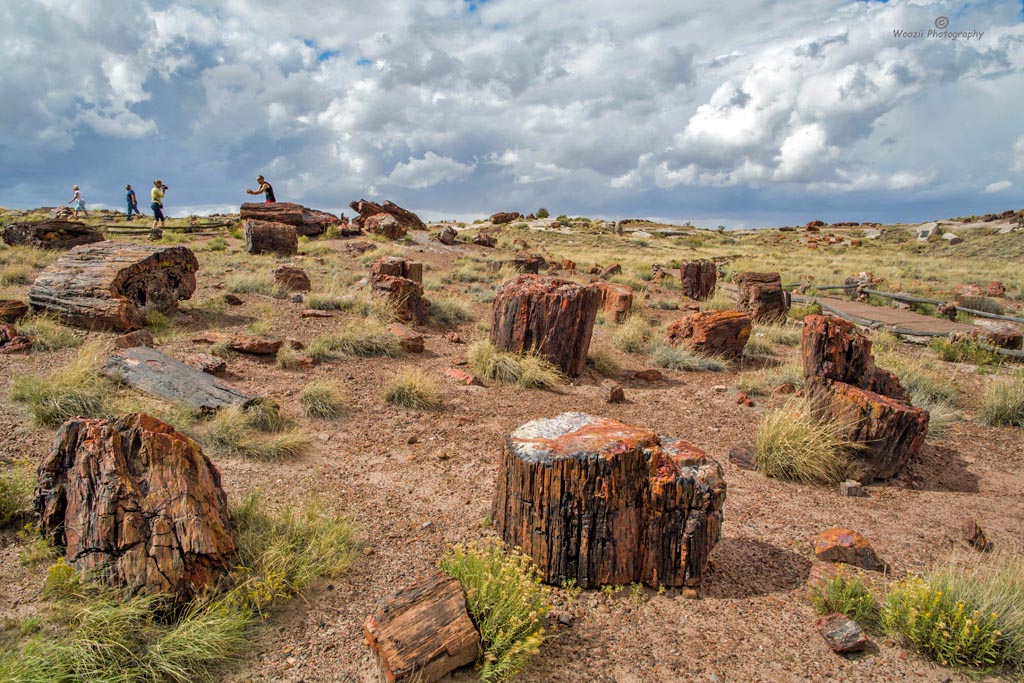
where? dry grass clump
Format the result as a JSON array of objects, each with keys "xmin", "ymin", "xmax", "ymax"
[
  {"xmin": 0, "ymin": 464, "xmax": 33, "ymax": 527},
  {"xmin": 439, "ymin": 541, "xmax": 551, "ymax": 683},
  {"xmin": 870, "ymin": 329, "xmax": 901, "ymax": 352},
  {"xmin": 700, "ymin": 288, "xmax": 734, "ymax": 312},
  {"xmin": 224, "ymin": 273, "xmax": 286, "ymax": 298},
  {"xmin": 757, "ymin": 322, "xmax": 802, "ymax": 346},
  {"xmin": 383, "ymin": 369, "xmax": 442, "ymax": 410},
  {"xmin": 0, "ymin": 264, "xmax": 33, "ymax": 286},
  {"xmin": 300, "ymin": 382, "xmax": 346, "ymax": 419},
  {"xmin": 979, "ymin": 372, "xmax": 1024, "ymax": 427},
  {"xmin": 755, "ymin": 398, "xmax": 852, "ymax": 484},
  {"xmin": 611, "ymin": 316, "xmax": 653, "ymax": 353},
  {"xmin": 468, "ymin": 341, "xmax": 563, "ymax": 390},
  {"xmin": 205, "ymin": 400, "xmax": 310, "ymax": 460},
  {"xmin": 809, "ymin": 568, "xmax": 879, "ymax": 626},
  {"xmin": 787, "ymin": 302, "xmax": 822, "ymax": 320},
  {"xmin": 650, "ymin": 342, "xmax": 726, "ymax": 372},
  {"xmin": 10, "ymin": 343, "xmax": 116, "ymax": 425},
  {"xmin": 586, "ymin": 347, "xmax": 620, "ymax": 377},
  {"xmin": 309, "ymin": 320, "xmax": 403, "ymax": 361},
  {"xmin": 15, "ymin": 313, "xmax": 81, "ymax": 351},
  {"xmin": 930, "ymin": 337, "xmax": 1002, "ymax": 366},
  {"xmin": 275, "ymin": 344, "xmax": 304, "ymax": 370},
  {"xmin": 429, "ymin": 297, "xmax": 475, "ymax": 326}
]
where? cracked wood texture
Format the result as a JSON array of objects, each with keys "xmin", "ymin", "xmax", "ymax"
[
  {"xmin": 239, "ymin": 202, "xmax": 336, "ymax": 236},
  {"xmin": 36, "ymin": 413, "xmax": 237, "ymax": 603},
  {"xmin": 801, "ymin": 315, "xmax": 909, "ymax": 402},
  {"xmin": 2, "ymin": 220, "xmax": 104, "ymax": 249},
  {"xmin": 365, "ymin": 573, "xmax": 479, "ymax": 683},
  {"xmin": 680, "ymin": 260, "xmax": 717, "ymax": 300},
  {"xmin": 493, "ymin": 413, "xmax": 726, "ymax": 589},
  {"xmin": 28, "ymin": 241, "xmax": 198, "ymax": 331},
  {"xmin": 244, "ymin": 219, "xmax": 297, "ymax": 255},
  {"xmin": 595, "ymin": 282, "xmax": 633, "ymax": 324},
  {"xmin": 370, "ymin": 258, "xmax": 429, "ymax": 325},
  {"xmin": 734, "ymin": 271, "xmax": 789, "ymax": 321},
  {"xmin": 665, "ymin": 309, "xmax": 752, "ymax": 359},
  {"xmin": 490, "ymin": 274, "xmax": 600, "ymax": 377}
]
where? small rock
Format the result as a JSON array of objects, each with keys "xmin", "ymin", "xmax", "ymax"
[
  {"xmin": 634, "ymin": 369, "xmax": 663, "ymax": 382},
  {"xmin": 713, "ymin": 385, "xmax": 727, "ymax": 392},
  {"xmin": 0, "ymin": 300, "xmax": 29, "ymax": 324},
  {"xmin": 681, "ymin": 587, "xmax": 700, "ymax": 600},
  {"xmin": 115, "ymin": 329, "xmax": 155, "ymax": 349},
  {"xmin": 186, "ymin": 353, "xmax": 227, "ymax": 376},
  {"xmin": 962, "ymin": 517, "xmax": 992, "ymax": 552},
  {"xmin": 599, "ymin": 379, "xmax": 625, "ymax": 403},
  {"xmin": 816, "ymin": 613, "xmax": 868, "ymax": 653},
  {"xmin": 224, "ymin": 294, "xmax": 243, "ymax": 306},
  {"xmin": 274, "ymin": 266, "xmax": 312, "ymax": 292},
  {"xmin": 445, "ymin": 332, "xmax": 463, "ymax": 344},
  {"xmin": 390, "ymin": 322, "xmax": 425, "ymax": 353},
  {"xmin": 813, "ymin": 528, "xmax": 883, "ymax": 571},
  {"xmin": 773, "ymin": 383, "xmax": 796, "ymax": 395},
  {"xmin": 839, "ymin": 480, "xmax": 865, "ymax": 497},
  {"xmin": 728, "ymin": 446, "xmax": 756, "ymax": 470},
  {"xmin": 317, "ymin": 433, "xmax": 330, "ymax": 443},
  {"xmin": 734, "ymin": 391, "xmax": 754, "ymax": 407},
  {"xmin": 301, "ymin": 309, "xmax": 333, "ymax": 318},
  {"xmin": 444, "ymin": 368, "xmax": 484, "ymax": 386}
]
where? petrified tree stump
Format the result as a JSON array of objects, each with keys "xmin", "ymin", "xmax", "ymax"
[
  {"xmin": 680, "ymin": 261, "xmax": 717, "ymax": 300},
  {"xmin": 801, "ymin": 315, "xmax": 909, "ymax": 402},
  {"xmin": 472, "ymin": 233, "xmax": 497, "ymax": 248},
  {"xmin": 245, "ymin": 219, "xmax": 297, "ymax": 256},
  {"xmin": 239, "ymin": 202, "xmax": 337, "ymax": 236},
  {"xmin": 665, "ymin": 310, "xmax": 752, "ymax": 359},
  {"xmin": 350, "ymin": 199, "xmax": 426, "ymax": 232},
  {"xmin": 734, "ymin": 271, "xmax": 789, "ymax": 321},
  {"xmin": 365, "ymin": 573, "xmax": 479, "ymax": 683},
  {"xmin": 3, "ymin": 221, "xmax": 104, "ymax": 249},
  {"xmin": 490, "ymin": 275, "xmax": 600, "ymax": 377},
  {"xmin": 29, "ymin": 242, "xmax": 198, "ymax": 331},
  {"xmin": 493, "ymin": 413, "xmax": 726, "ymax": 589},
  {"xmin": 370, "ymin": 257, "xmax": 428, "ymax": 324},
  {"xmin": 595, "ymin": 282, "xmax": 633, "ymax": 323},
  {"xmin": 35, "ymin": 413, "xmax": 237, "ymax": 604},
  {"xmin": 371, "ymin": 257, "xmax": 423, "ymax": 285}
]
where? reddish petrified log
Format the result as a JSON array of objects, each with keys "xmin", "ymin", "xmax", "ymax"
[
  {"xmin": 35, "ymin": 414, "xmax": 237, "ymax": 603},
  {"xmin": 680, "ymin": 261, "xmax": 717, "ymax": 301},
  {"xmin": 812, "ymin": 527, "xmax": 882, "ymax": 571},
  {"xmin": 665, "ymin": 310, "xmax": 751, "ymax": 360},
  {"xmin": 0, "ymin": 324, "xmax": 31, "ymax": 354},
  {"xmin": 472, "ymin": 233, "xmax": 497, "ymax": 248},
  {"xmin": 2, "ymin": 220, "xmax": 103, "ymax": 249},
  {"xmin": 594, "ymin": 282, "xmax": 633, "ymax": 324},
  {"xmin": 0, "ymin": 300, "xmax": 29, "ymax": 323},
  {"xmin": 734, "ymin": 271, "xmax": 789, "ymax": 321},
  {"xmin": 29, "ymin": 242, "xmax": 198, "ymax": 331},
  {"xmin": 801, "ymin": 315, "xmax": 909, "ymax": 402},
  {"xmin": 489, "ymin": 211, "xmax": 521, "ymax": 225},
  {"xmin": 369, "ymin": 257, "xmax": 428, "ymax": 324},
  {"xmin": 349, "ymin": 199, "xmax": 426, "ymax": 232},
  {"xmin": 493, "ymin": 413, "xmax": 726, "ymax": 589},
  {"xmin": 972, "ymin": 320, "xmax": 1023, "ymax": 350},
  {"xmin": 244, "ymin": 219, "xmax": 297, "ymax": 256},
  {"xmin": 239, "ymin": 202, "xmax": 337, "ymax": 236},
  {"xmin": 365, "ymin": 573, "xmax": 479, "ymax": 683},
  {"xmin": 490, "ymin": 275, "xmax": 600, "ymax": 377},
  {"xmin": 192, "ymin": 332, "xmax": 300, "ymax": 355},
  {"xmin": 370, "ymin": 256, "xmax": 423, "ymax": 286},
  {"xmin": 390, "ymin": 323, "xmax": 424, "ymax": 353}
]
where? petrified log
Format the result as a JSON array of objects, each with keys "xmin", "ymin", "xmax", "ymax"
[
  {"xmin": 364, "ymin": 573, "xmax": 479, "ymax": 683},
  {"xmin": 665, "ymin": 310, "xmax": 752, "ymax": 360},
  {"xmin": 193, "ymin": 332, "xmax": 300, "ymax": 355},
  {"xmin": 350, "ymin": 199, "xmax": 426, "ymax": 232},
  {"xmin": 437, "ymin": 226, "xmax": 457, "ymax": 245},
  {"xmin": 390, "ymin": 323, "xmax": 424, "ymax": 353},
  {"xmin": 490, "ymin": 275, "xmax": 600, "ymax": 377},
  {"xmin": 0, "ymin": 299, "xmax": 29, "ymax": 323},
  {"xmin": 371, "ymin": 275, "xmax": 429, "ymax": 325},
  {"xmin": 598, "ymin": 263, "xmax": 622, "ymax": 280},
  {"xmin": 115, "ymin": 330, "xmax": 154, "ymax": 349},
  {"xmin": 493, "ymin": 413, "xmax": 726, "ymax": 589},
  {"xmin": 680, "ymin": 261, "xmax": 717, "ymax": 300},
  {"xmin": 273, "ymin": 266, "xmax": 311, "ymax": 292},
  {"xmin": 29, "ymin": 242, "xmax": 198, "ymax": 331},
  {"xmin": 0, "ymin": 324, "xmax": 31, "ymax": 354},
  {"xmin": 103, "ymin": 346, "xmax": 256, "ymax": 413},
  {"xmin": 972, "ymin": 319, "xmax": 1023, "ymax": 350},
  {"xmin": 239, "ymin": 202, "xmax": 337, "ymax": 236},
  {"xmin": 489, "ymin": 211, "xmax": 521, "ymax": 225},
  {"xmin": 35, "ymin": 413, "xmax": 237, "ymax": 603},
  {"xmin": 366, "ymin": 214, "xmax": 407, "ymax": 240},
  {"xmin": 734, "ymin": 271, "xmax": 789, "ymax": 321},
  {"xmin": 595, "ymin": 282, "xmax": 633, "ymax": 324},
  {"xmin": 472, "ymin": 233, "xmax": 497, "ymax": 248},
  {"xmin": 3, "ymin": 221, "xmax": 104, "ymax": 250},
  {"xmin": 801, "ymin": 315, "xmax": 909, "ymax": 402},
  {"xmin": 245, "ymin": 219, "xmax": 297, "ymax": 256},
  {"xmin": 812, "ymin": 528, "xmax": 882, "ymax": 571},
  {"xmin": 816, "ymin": 613, "xmax": 868, "ymax": 653},
  {"xmin": 370, "ymin": 256, "xmax": 423, "ymax": 285}
]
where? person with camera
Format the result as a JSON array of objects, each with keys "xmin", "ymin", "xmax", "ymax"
[{"xmin": 151, "ymin": 179, "xmax": 168, "ymax": 230}]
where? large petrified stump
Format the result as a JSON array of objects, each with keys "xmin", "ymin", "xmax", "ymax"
[
  {"xmin": 734, "ymin": 271, "xmax": 789, "ymax": 321},
  {"xmin": 665, "ymin": 310, "xmax": 752, "ymax": 359},
  {"xmin": 245, "ymin": 219, "xmax": 298, "ymax": 256},
  {"xmin": 595, "ymin": 281, "xmax": 633, "ymax": 324},
  {"xmin": 239, "ymin": 202, "xmax": 337, "ymax": 236},
  {"xmin": 29, "ymin": 242, "xmax": 198, "ymax": 331},
  {"xmin": 35, "ymin": 413, "xmax": 237, "ymax": 603},
  {"xmin": 369, "ymin": 257, "xmax": 428, "ymax": 324},
  {"xmin": 801, "ymin": 315, "xmax": 909, "ymax": 402},
  {"xmin": 365, "ymin": 573, "xmax": 480, "ymax": 683},
  {"xmin": 3, "ymin": 221, "xmax": 104, "ymax": 250},
  {"xmin": 493, "ymin": 413, "xmax": 726, "ymax": 589},
  {"xmin": 370, "ymin": 256, "xmax": 423, "ymax": 286},
  {"xmin": 350, "ymin": 199, "xmax": 426, "ymax": 233},
  {"xmin": 680, "ymin": 260, "xmax": 717, "ymax": 300},
  {"xmin": 490, "ymin": 275, "xmax": 600, "ymax": 377}
]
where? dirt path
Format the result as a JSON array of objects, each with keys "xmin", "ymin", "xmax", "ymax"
[{"xmin": 804, "ymin": 295, "xmax": 975, "ymax": 335}]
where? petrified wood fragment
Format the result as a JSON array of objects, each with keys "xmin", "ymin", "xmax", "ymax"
[
  {"xmin": 493, "ymin": 413, "xmax": 726, "ymax": 589},
  {"xmin": 734, "ymin": 271, "xmax": 789, "ymax": 321},
  {"xmin": 273, "ymin": 266, "xmax": 311, "ymax": 291},
  {"xmin": 594, "ymin": 281, "xmax": 633, "ymax": 324},
  {"xmin": 490, "ymin": 275, "xmax": 600, "ymax": 377},
  {"xmin": 239, "ymin": 202, "xmax": 337, "ymax": 236},
  {"xmin": 489, "ymin": 211, "xmax": 520, "ymax": 225},
  {"xmin": 801, "ymin": 315, "xmax": 909, "ymax": 402},
  {"xmin": 29, "ymin": 242, "xmax": 198, "ymax": 331},
  {"xmin": 0, "ymin": 299, "xmax": 29, "ymax": 323},
  {"xmin": 680, "ymin": 260, "xmax": 717, "ymax": 301},
  {"xmin": 35, "ymin": 413, "xmax": 237, "ymax": 603},
  {"xmin": 244, "ymin": 219, "xmax": 297, "ymax": 256},
  {"xmin": 3, "ymin": 220, "xmax": 103, "ymax": 250},
  {"xmin": 350, "ymin": 199, "xmax": 426, "ymax": 232},
  {"xmin": 370, "ymin": 257, "xmax": 423, "ymax": 286},
  {"xmin": 665, "ymin": 310, "xmax": 752, "ymax": 360},
  {"xmin": 369, "ymin": 257, "xmax": 428, "ymax": 324}
]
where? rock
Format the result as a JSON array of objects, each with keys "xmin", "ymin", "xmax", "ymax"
[
  {"xmin": 472, "ymin": 233, "xmax": 497, "ymax": 248},
  {"xmin": 813, "ymin": 528, "xmax": 883, "ymax": 571},
  {"xmin": 634, "ymin": 369, "xmax": 663, "ymax": 381},
  {"xmin": 0, "ymin": 300, "xmax": 29, "ymax": 323},
  {"xmin": 187, "ymin": 353, "xmax": 227, "ymax": 375},
  {"xmin": 431, "ymin": 225, "xmax": 456, "ymax": 245},
  {"xmin": 849, "ymin": 239, "xmax": 862, "ymax": 247},
  {"xmin": 301, "ymin": 309, "xmax": 333, "ymax": 318},
  {"xmin": 599, "ymin": 379, "xmax": 625, "ymax": 403},
  {"xmin": 489, "ymin": 211, "xmax": 521, "ymax": 225},
  {"xmin": 239, "ymin": 202, "xmax": 338, "ymax": 236},
  {"xmin": 245, "ymin": 219, "xmax": 298, "ymax": 255},
  {"xmin": 443, "ymin": 368, "xmax": 483, "ymax": 386},
  {"xmin": 962, "ymin": 517, "xmax": 992, "ymax": 552},
  {"xmin": 343, "ymin": 240, "xmax": 375, "ymax": 254},
  {"xmin": 734, "ymin": 391, "xmax": 754, "ymax": 407},
  {"xmin": 942, "ymin": 232, "xmax": 962, "ymax": 244},
  {"xmin": 816, "ymin": 613, "xmax": 868, "ymax": 654},
  {"xmin": 148, "ymin": 228, "xmax": 163, "ymax": 241},
  {"xmin": 390, "ymin": 323, "xmax": 425, "ymax": 353},
  {"xmin": 987, "ymin": 281, "xmax": 1006, "ymax": 298},
  {"xmin": 493, "ymin": 413, "xmax": 726, "ymax": 589},
  {"xmin": 2, "ymin": 220, "xmax": 104, "ymax": 250},
  {"xmin": 0, "ymin": 324, "xmax": 32, "ymax": 354},
  {"xmin": 349, "ymin": 199, "xmax": 426, "ymax": 233},
  {"xmin": 599, "ymin": 263, "xmax": 622, "ymax": 280},
  {"xmin": 364, "ymin": 573, "xmax": 480, "ymax": 683},
  {"xmin": 595, "ymin": 282, "xmax": 633, "ymax": 324},
  {"xmin": 224, "ymin": 294, "xmax": 243, "ymax": 306},
  {"xmin": 273, "ymin": 266, "xmax": 311, "ymax": 292},
  {"xmin": 370, "ymin": 256, "xmax": 423, "ymax": 286},
  {"xmin": 734, "ymin": 272, "xmax": 789, "ymax": 321},
  {"xmin": 560, "ymin": 258, "xmax": 576, "ymax": 272},
  {"xmin": 36, "ymin": 414, "xmax": 237, "ymax": 603},
  {"xmin": 728, "ymin": 446, "xmax": 756, "ymax": 470},
  {"xmin": 444, "ymin": 332, "xmax": 462, "ymax": 344},
  {"xmin": 490, "ymin": 274, "xmax": 600, "ymax": 377},
  {"xmin": 115, "ymin": 330, "xmax": 155, "ymax": 349},
  {"xmin": 839, "ymin": 480, "xmax": 865, "ymax": 497},
  {"xmin": 665, "ymin": 310, "xmax": 752, "ymax": 360},
  {"xmin": 801, "ymin": 315, "xmax": 910, "ymax": 402},
  {"xmin": 972, "ymin": 319, "xmax": 1023, "ymax": 350},
  {"xmin": 365, "ymin": 214, "xmax": 406, "ymax": 240},
  {"xmin": 193, "ymin": 332, "xmax": 295, "ymax": 355},
  {"xmin": 680, "ymin": 261, "xmax": 717, "ymax": 301}
]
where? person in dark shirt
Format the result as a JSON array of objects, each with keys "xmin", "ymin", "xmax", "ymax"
[
  {"xmin": 125, "ymin": 184, "xmax": 140, "ymax": 220},
  {"xmin": 246, "ymin": 175, "xmax": 276, "ymax": 203}
]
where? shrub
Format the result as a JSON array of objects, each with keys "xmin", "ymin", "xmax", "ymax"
[
  {"xmin": 224, "ymin": 273, "xmax": 286, "ymax": 298},
  {"xmin": 10, "ymin": 344, "xmax": 116, "ymax": 425},
  {"xmin": 430, "ymin": 297, "xmax": 475, "ymax": 326},
  {"xmin": 383, "ymin": 369, "xmax": 442, "ymax": 410},
  {"xmin": 809, "ymin": 569, "xmax": 879, "ymax": 626},
  {"xmin": 870, "ymin": 330, "xmax": 901, "ymax": 353},
  {"xmin": 536, "ymin": 208, "xmax": 550, "ymax": 219},
  {"xmin": 439, "ymin": 541, "xmax": 550, "ymax": 683},
  {"xmin": 468, "ymin": 341, "xmax": 563, "ymax": 390},
  {"xmin": 587, "ymin": 347, "xmax": 620, "ymax": 377},
  {"xmin": 650, "ymin": 342, "xmax": 726, "ymax": 372},
  {"xmin": 15, "ymin": 313, "xmax": 81, "ymax": 351},
  {"xmin": 612, "ymin": 317, "xmax": 652, "ymax": 354},
  {"xmin": 205, "ymin": 401, "xmax": 310, "ymax": 460},
  {"xmin": 755, "ymin": 398, "xmax": 852, "ymax": 484},
  {"xmin": 305, "ymin": 294, "xmax": 371, "ymax": 314},
  {"xmin": 788, "ymin": 302, "xmax": 822, "ymax": 320},
  {"xmin": 930, "ymin": 337, "xmax": 1002, "ymax": 366},
  {"xmin": 980, "ymin": 373, "xmax": 1024, "ymax": 427},
  {"xmin": 309, "ymin": 321, "xmax": 402, "ymax": 361},
  {"xmin": 300, "ymin": 382, "xmax": 345, "ymax": 419}
]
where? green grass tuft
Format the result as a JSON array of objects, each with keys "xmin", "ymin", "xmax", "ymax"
[
  {"xmin": 980, "ymin": 373, "xmax": 1024, "ymax": 427},
  {"xmin": 15, "ymin": 313, "xmax": 81, "ymax": 351},
  {"xmin": 611, "ymin": 316, "xmax": 652, "ymax": 353},
  {"xmin": 468, "ymin": 341, "xmax": 563, "ymax": 390},
  {"xmin": 205, "ymin": 401, "xmax": 310, "ymax": 460},
  {"xmin": 10, "ymin": 344, "xmax": 116, "ymax": 425},
  {"xmin": 0, "ymin": 465, "xmax": 33, "ymax": 527},
  {"xmin": 586, "ymin": 347, "xmax": 620, "ymax": 377},
  {"xmin": 809, "ymin": 569, "xmax": 879, "ymax": 626},
  {"xmin": 930, "ymin": 337, "xmax": 1002, "ymax": 366},
  {"xmin": 309, "ymin": 320, "xmax": 402, "ymax": 361},
  {"xmin": 429, "ymin": 297, "xmax": 475, "ymax": 326},
  {"xmin": 650, "ymin": 342, "xmax": 726, "ymax": 372}
]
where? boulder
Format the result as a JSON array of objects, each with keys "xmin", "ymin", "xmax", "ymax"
[
  {"xmin": 35, "ymin": 413, "xmax": 237, "ymax": 603},
  {"xmin": 370, "ymin": 256, "xmax": 423, "ymax": 285},
  {"xmin": 390, "ymin": 323, "xmax": 424, "ymax": 353},
  {"xmin": 665, "ymin": 310, "xmax": 752, "ymax": 360},
  {"xmin": 0, "ymin": 300, "xmax": 29, "ymax": 323},
  {"xmin": 801, "ymin": 315, "xmax": 909, "ymax": 402},
  {"xmin": 594, "ymin": 282, "xmax": 633, "ymax": 324},
  {"xmin": 987, "ymin": 281, "xmax": 1006, "ymax": 298},
  {"xmin": 634, "ymin": 369, "xmax": 663, "ymax": 381},
  {"xmin": 598, "ymin": 263, "xmax": 622, "ymax": 280},
  {"xmin": 370, "ymin": 258, "xmax": 428, "ymax": 325},
  {"xmin": 437, "ymin": 225, "xmax": 457, "ymax": 245},
  {"xmin": 734, "ymin": 272, "xmax": 789, "ymax": 321},
  {"xmin": 2, "ymin": 220, "xmax": 103, "ymax": 250},
  {"xmin": 349, "ymin": 199, "xmax": 426, "ymax": 232},
  {"xmin": 239, "ymin": 202, "xmax": 337, "ymax": 236},
  {"xmin": 812, "ymin": 528, "xmax": 882, "ymax": 571},
  {"xmin": 472, "ymin": 233, "xmax": 497, "ymax": 248},
  {"xmin": 273, "ymin": 266, "xmax": 312, "ymax": 292},
  {"xmin": 489, "ymin": 211, "xmax": 521, "ymax": 225},
  {"xmin": 366, "ymin": 214, "xmax": 407, "ymax": 240},
  {"xmin": 245, "ymin": 219, "xmax": 297, "ymax": 256}
]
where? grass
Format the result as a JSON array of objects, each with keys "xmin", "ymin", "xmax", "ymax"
[
  {"xmin": 14, "ymin": 313, "xmax": 81, "ymax": 351},
  {"xmin": 930, "ymin": 337, "xmax": 1002, "ymax": 366},
  {"xmin": 586, "ymin": 347, "xmax": 620, "ymax": 377},
  {"xmin": 787, "ymin": 301, "xmax": 822, "ymax": 320},
  {"xmin": 870, "ymin": 329, "xmax": 901, "ymax": 353},
  {"xmin": 754, "ymin": 398, "xmax": 852, "ymax": 484},
  {"xmin": 300, "ymin": 382, "xmax": 346, "ymax": 419},
  {"xmin": 700, "ymin": 288, "xmax": 734, "ymax": 311},
  {"xmin": 429, "ymin": 297, "xmax": 475, "ymax": 326},
  {"xmin": 275, "ymin": 343, "xmax": 304, "ymax": 369},
  {"xmin": 468, "ymin": 341, "xmax": 563, "ymax": 390},
  {"xmin": 204, "ymin": 401, "xmax": 311, "ymax": 460},
  {"xmin": 0, "ymin": 465, "xmax": 33, "ymax": 527},
  {"xmin": 10, "ymin": 343, "xmax": 117, "ymax": 425},
  {"xmin": 809, "ymin": 569, "xmax": 879, "ymax": 626},
  {"xmin": 439, "ymin": 541, "xmax": 550, "ymax": 683},
  {"xmin": 612, "ymin": 316, "xmax": 653, "ymax": 353},
  {"xmin": 877, "ymin": 353, "xmax": 959, "ymax": 405},
  {"xmin": 650, "ymin": 342, "xmax": 726, "ymax": 371},
  {"xmin": 224, "ymin": 273, "xmax": 286, "ymax": 298},
  {"xmin": 0, "ymin": 264, "xmax": 33, "ymax": 286},
  {"xmin": 757, "ymin": 322, "xmax": 802, "ymax": 346},
  {"xmin": 980, "ymin": 373, "xmax": 1024, "ymax": 427},
  {"xmin": 383, "ymin": 369, "xmax": 442, "ymax": 410},
  {"xmin": 308, "ymin": 320, "xmax": 403, "ymax": 361}
]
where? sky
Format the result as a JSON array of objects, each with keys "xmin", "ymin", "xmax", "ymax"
[{"xmin": 1, "ymin": 0, "xmax": 1023, "ymax": 228}]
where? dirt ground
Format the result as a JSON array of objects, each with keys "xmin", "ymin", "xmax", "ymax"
[{"xmin": 1, "ymin": 225, "xmax": 1023, "ymax": 683}]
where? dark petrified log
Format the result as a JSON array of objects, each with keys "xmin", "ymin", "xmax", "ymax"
[
  {"xmin": 244, "ymin": 219, "xmax": 297, "ymax": 256},
  {"xmin": 734, "ymin": 271, "xmax": 789, "ymax": 321},
  {"xmin": 680, "ymin": 260, "xmax": 717, "ymax": 301},
  {"xmin": 239, "ymin": 202, "xmax": 337, "ymax": 236},
  {"xmin": 3, "ymin": 220, "xmax": 104, "ymax": 250},
  {"xmin": 349, "ymin": 199, "xmax": 426, "ymax": 232}
]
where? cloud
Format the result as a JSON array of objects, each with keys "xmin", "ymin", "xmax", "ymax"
[
  {"xmin": 385, "ymin": 152, "xmax": 475, "ymax": 188},
  {"xmin": 984, "ymin": 180, "xmax": 1012, "ymax": 193},
  {"xmin": 1015, "ymin": 136, "xmax": 1024, "ymax": 173}
]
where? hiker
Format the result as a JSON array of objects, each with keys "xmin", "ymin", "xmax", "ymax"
[
  {"xmin": 246, "ymin": 175, "xmax": 276, "ymax": 203},
  {"xmin": 151, "ymin": 179, "xmax": 167, "ymax": 230},
  {"xmin": 125, "ymin": 185, "xmax": 140, "ymax": 221},
  {"xmin": 68, "ymin": 185, "xmax": 88, "ymax": 218}
]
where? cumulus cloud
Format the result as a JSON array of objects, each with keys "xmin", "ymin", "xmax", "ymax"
[
  {"xmin": 985, "ymin": 180, "xmax": 1012, "ymax": 193},
  {"xmin": 1015, "ymin": 136, "xmax": 1024, "ymax": 173},
  {"xmin": 385, "ymin": 152, "xmax": 475, "ymax": 188}
]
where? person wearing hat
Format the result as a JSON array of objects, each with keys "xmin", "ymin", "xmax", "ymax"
[
  {"xmin": 246, "ymin": 175, "xmax": 276, "ymax": 203},
  {"xmin": 125, "ymin": 184, "xmax": 140, "ymax": 221},
  {"xmin": 68, "ymin": 185, "xmax": 88, "ymax": 218},
  {"xmin": 151, "ymin": 179, "xmax": 167, "ymax": 230}
]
